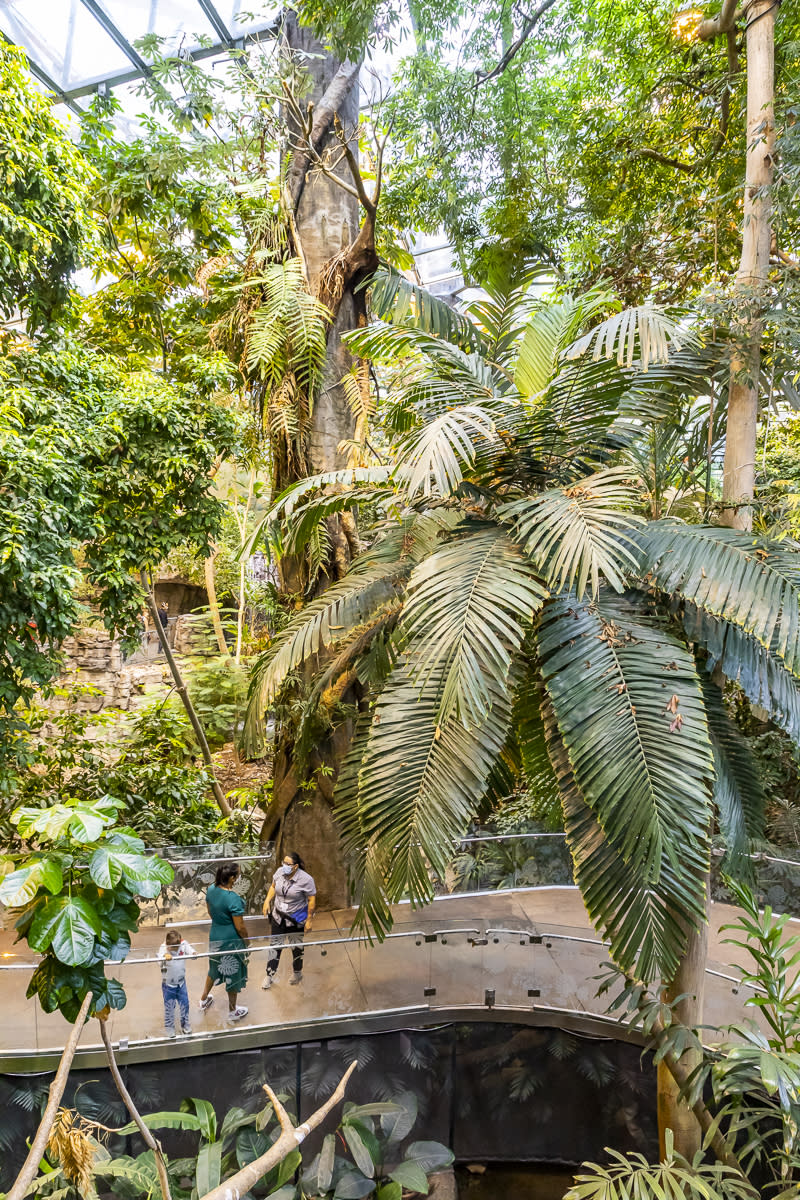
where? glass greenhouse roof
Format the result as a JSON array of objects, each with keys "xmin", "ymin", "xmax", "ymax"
[{"xmin": 0, "ymin": 0, "xmax": 279, "ymax": 108}]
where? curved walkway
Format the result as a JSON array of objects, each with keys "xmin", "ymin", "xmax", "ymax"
[{"xmin": 0, "ymin": 887, "xmax": 774, "ymax": 1071}]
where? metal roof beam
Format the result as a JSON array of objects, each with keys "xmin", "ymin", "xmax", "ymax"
[
  {"xmin": 77, "ymin": 0, "xmax": 153, "ymax": 76},
  {"xmin": 0, "ymin": 33, "xmax": 85, "ymax": 116},
  {"xmin": 60, "ymin": 20, "xmax": 281, "ymax": 100},
  {"xmin": 196, "ymin": 0, "xmax": 234, "ymax": 46}
]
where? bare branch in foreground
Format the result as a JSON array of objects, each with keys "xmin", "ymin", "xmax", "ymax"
[
  {"xmin": 6, "ymin": 992, "xmax": 93, "ymax": 1200},
  {"xmin": 199, "ymin": 1060, "xmax": 358, "ymax": 1200}
]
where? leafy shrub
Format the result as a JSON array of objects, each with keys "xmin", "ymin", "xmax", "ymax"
[{"xmin": 185, "ymin": 654, "xmax": 248, "ymax": 749}]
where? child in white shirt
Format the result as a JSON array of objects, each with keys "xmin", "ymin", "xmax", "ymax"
[{"xmin": 157, "ymin": 929, "xmax": 196, "ymax": 1038}]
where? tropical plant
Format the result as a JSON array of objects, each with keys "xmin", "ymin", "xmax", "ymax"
[
  {"xmin": 0, "ymin": 795, "xmax": 173, "ymax": 1021},
  {"xmin": 244, "ymin": 280, "xmax": 792, "ymax": 996},
  {"xmin": 590, "ymin": 878, "xmax": 800, "ymax": 1197},
  {"xmin": 37, "ymin": 1085, "xmax": 451, "ymax": 1200}
]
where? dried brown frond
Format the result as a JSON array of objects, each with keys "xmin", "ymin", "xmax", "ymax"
[
  {"xmin": 47, "ymin": 1108, "xmax": 97, "ymax": 1193},
  {"xmin": 196, "ymin": 253, "xmax": 232, "ymax": 298}
]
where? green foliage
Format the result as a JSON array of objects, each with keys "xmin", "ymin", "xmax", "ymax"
[
  {"xmin": 0, "ymin": 795, "xmax": 172, "ymax": 1021},
  {"xmin": 0, "ymin": 43, "xmax": 94, "ymax": 329},
  {"xmin": 600, "ymin": 880, "xmax": 800, "ymax": 1198},
  {"xmin": 250, "ymin": 284, "xmax": 785, "ymax": 980},
  {"xmin": 52, "ymin": 1081, "xmax": 451, "ymax": 1200},
  {"xmin": 565, "ymin": 1137, "xmax": 757, "ymax": 1200},
  {"xmin": 0, "ymin": 339, "xmax": 236, "ymax": 777},
  {"xmin": 185, "ymin": 655, "xmax": 249, "ymax": 750},
  {"xmin": 110, "ymin": 702, "xmax": 222, "ymax": 846},
  {"xmin": 4, "ymin": 694, "xmax": 222, "ymax": 850}
]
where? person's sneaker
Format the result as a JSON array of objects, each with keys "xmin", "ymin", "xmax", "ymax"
[
  {"xmin": 181, "ymin": 1025, "xmax": 192, "ymax": 1036},
  {"xmin": 228, "ymin": 1006, "xmax": 249, "ymax": 1021},
  {"xmin": 289, "ymin": 971, "xmax": 303, "ymax": 986},
  {"xmin": 261, "ymin": 974, "xmax": 273, "ymax": 990},
  {"xmin": 167, "ymin": 1029, "xmax": 177, "ymax": 1039},
  {"xmin": 199, "ymin": 995, "xmax": 213, "ymax": 1011}
]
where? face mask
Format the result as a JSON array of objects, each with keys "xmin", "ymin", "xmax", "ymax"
[{"xmin": 281, "ymin": 864, "xmax": 293, "ymax": 875}]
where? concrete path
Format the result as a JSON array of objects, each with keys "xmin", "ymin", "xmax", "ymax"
[{"xmin": 0, "ymin": 888, "xmax": 777, "ymax": 1064}]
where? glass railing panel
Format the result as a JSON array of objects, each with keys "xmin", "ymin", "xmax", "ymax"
[
  {"xmin": 443, "ymin": 834, "xmax": 574, "ymax": 894},
  {"xmin": 3, "ymin": 963, "xmax": 42, "ymax": 1053},
  {"xmin": 428, "ymin": 927, "xmax": 486, "ymax": 1008},
  {"xmin": 139, "ymin": 845, "xmax": 276, "ymax": 926},
  {"xmin": 481, "ymin": 929, "xmax": 542, "ymax": 1011},
  {"xmin": 711, "ymin": 851, "xmax": 800, "ymax": 920},
  {"xmin": 354, "ymin": 922, "xmax": 433, "ymax": 1015}
]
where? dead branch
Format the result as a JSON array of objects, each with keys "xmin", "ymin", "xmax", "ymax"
[
  {"xmin": 99, "ymin": 1017, "xmax": 173, "ymax": 1200},
  {"xmin": 199, "ymin": 1061, "xmax": 357, "ymax": 1200},
  {"xmin": 475, "ymin": 0, "xmax": 559, "ymax": 85},
  {"xmin": 284, "ymin": 61, "xmax": 362, "ymax": 212},
  {"xmin": 6, "ymin": 993, "xmax": 93, "ymax": 1200}
]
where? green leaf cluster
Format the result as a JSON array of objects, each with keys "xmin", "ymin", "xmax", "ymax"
[{"xmin": 0, "ymin": 795, "xmax": 173, "ymax": 1021}]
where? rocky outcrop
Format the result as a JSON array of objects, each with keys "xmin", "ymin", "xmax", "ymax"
[{"xmin": 50, "ymin": 626, "xmax": 166, "ymax": 712}]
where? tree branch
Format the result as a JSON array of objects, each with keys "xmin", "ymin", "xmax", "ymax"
[
  {"xmin": 284, "ymin": 61, "xmax": 362, "ymax": 212},
  {"xmin": 99, "ymin": 1017, "xmax": 173, "ymax": 1200},
  {"xmin": 697, "ymin": 0, "xmax": 739, "ymax": 41},
  {"xmin": 139, "ymin": 570, "xmax": 231, "ymax": 816},
  {"xmin": 199, "ymin": 1061, "xmax": 357, "ymax": 1200},
  {"xmin": 6, "ymin": 993, "xmax": 93, "ymax": 1200},
  {"xmin": 475, "ymin": 0, "xmax": 558, "ymax": 85}
]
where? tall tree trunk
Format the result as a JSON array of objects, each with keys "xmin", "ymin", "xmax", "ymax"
[
  {"xmin": 265, "ymin": 19, "xmax": 376, "ymax": 907},
  {"xmin": 720, "ymin": 0, "xmax": 775, "ymax": 530}
]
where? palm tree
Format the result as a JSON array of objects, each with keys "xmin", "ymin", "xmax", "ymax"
[{"xmin": 246, "ymin": 276, "xmax": 787, "ymax": 1000}]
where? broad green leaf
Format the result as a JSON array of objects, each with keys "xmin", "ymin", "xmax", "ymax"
[
  {"xmin": 276, "ymin": 1148, "xmax": 301, "ymax": 1187},
  {"xmin": 376, "ymin": 1185, "xmax": 402, "ymax": 1200},
  {"xmin": 389, "ymin": 1159, "xmax": 429, "ymax": 1194},
  {"xmin": 334, "ymin": 1170, "xmax": 376, "ymax": 1199},
  {"xmin": 344, "ymin": 1124, "xmax": 376, "ymax": 1177},
  {"xmin": 380, "ymin": 1093, "xmax": 418, "ymax": 1143},
  {"xmin": 318, "ymin": 1133, "xmax": 336, "ymax": 1192},
  {"xmin": 29, "ymin": 895, "xmax": 102, "ymax": 966},
  {"xmin": 183, "ymin": 1096, "xmax": 217, "ymax": 1142},
  {"xmin": 0, "ymin": 859, "xmax": 63, "ymax": 907},
  {"xmin": 196, "ymin": 1141, "xmax": 222, "ymax": 1195},
  {"xmin": 236, "ymin": 1126, "xmax": 270, "ymax": 1167},
  {"xmin": 406, "ymin": 1142, "xmax": 455, "ymax": 1172},
  {"xmin": 117, "ymin": 1111, "xmax": 204, "ymax": 1136}
]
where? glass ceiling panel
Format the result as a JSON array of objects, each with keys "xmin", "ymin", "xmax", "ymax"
[
  {"xmin": 0, "ymin": 0, "xmax": 130, "ymax": 90},
  {"xmin": 219, "ymin": 1, "xmax": 278, "ymax": 38},
  {"xmin": 96, "ymin": 0, "xmax": 217, "ymax": 55}
]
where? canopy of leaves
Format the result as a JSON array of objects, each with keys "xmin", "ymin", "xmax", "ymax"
[{"xmin": 0, "ymin": 43, "xmax": 94, "ymax": 329}]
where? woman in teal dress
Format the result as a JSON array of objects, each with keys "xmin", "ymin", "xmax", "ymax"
[{"xmin": 199, "ymin": 862, "xmax": 249, "ymax": 1021}]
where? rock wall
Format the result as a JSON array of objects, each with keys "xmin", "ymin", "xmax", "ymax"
[{"xmin": 51, "ymin": 626, "xmax": 166, "ymax": 713}]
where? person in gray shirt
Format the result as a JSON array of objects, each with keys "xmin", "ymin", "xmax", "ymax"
[{"xmin": 261, "ymin": 851, "xmax": 316, "ymax": 988}]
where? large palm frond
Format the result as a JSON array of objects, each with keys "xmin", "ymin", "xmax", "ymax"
[
  {"xmin": 537, "ymin": 592, "xmax": 714, "ymax": 980},
  {"xmin": 466, "ymin": 262, "xmax": 546, "ymax": 362},
  {"xmin": 543, "ymin": 692, "xmax": 702, "ymax": 982},
  {"xmin": 348, "ymin": 655, "xmax": 513, "ymax": 907},
  {"xmin": 565, "ymin": 306, "xmax": 691, "ymax": 372},
  {"xmin": 244, "ymin": 561, "xmax": 407, "ymax": 742},
  {"xmin": 514, "ymin": 288, "xmax": 614, "ymax": 400},
  {"xmin": 401, "ymin": 525, "xmax": 547, "ymax": 727},
  {"xmin": 393, "ymin": 403, "xmax": 502, "ymax": 499},
  {"xmin": 242, "ymin": 467, "xmax": 392, "ymax": 558},
  {"xmin": 639, "ymin": 522, "xmax": 800, "ymax": 679},
  {"xmin": 368, "ymin": 266, "xmax": 487, "ymax": 354},
  {"xmin": 683, "ymin": 604, "xmax": 800, "ymax": 742},
  {"xmin": 499, "ymin": 468, "xmax": 642, "ymax": 598},
  {"xmin": 244, "ymin": 258, "xmax": 330, "ymax": 395}
]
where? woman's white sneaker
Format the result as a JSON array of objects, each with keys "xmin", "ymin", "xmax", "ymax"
[{"xmin": 229, "ymin": 1005, "xmax": 249, "ymax": 1021}]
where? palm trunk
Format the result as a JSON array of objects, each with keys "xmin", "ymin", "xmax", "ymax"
[
  {"xmin": 657, "ymin": 912, "xmax": 709, "ymax": 1159},
  {"xmin": 720, "ymin": 0, "xmax": 775, "ymax": 530},
  {"xmin": 140, "ymin": 573, "xmax": 231, "ymax": 817}
]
